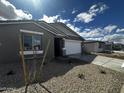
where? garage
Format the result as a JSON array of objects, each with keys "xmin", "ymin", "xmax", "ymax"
[{"xmin": 64, "ymin": 39, "xmax": 82, "ymax": 55}]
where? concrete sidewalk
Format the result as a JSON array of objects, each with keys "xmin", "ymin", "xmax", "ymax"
[
  {"xmin": 114, "ymin": 51, "xmax": 124, "ymax": 54},
  {"xmin": 69, "ymin": 54, "xmax": 124, "ymax": 73},
  {"xmin": 92, "ymin": 56, "xmax": 124, "ymax": 73}
]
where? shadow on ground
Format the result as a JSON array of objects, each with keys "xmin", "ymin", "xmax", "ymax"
[
  {"xmin": 0, "ymin": 54, "xmax": 97, "ymax": 90},
  {"xmin": 41, "ymin": 54, "xmax": 97, "ymax": 82}
]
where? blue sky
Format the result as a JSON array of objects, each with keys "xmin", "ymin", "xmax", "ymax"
[{"xmin": 0, "ymin": 0, "xmax": 124, "ymax": 44}]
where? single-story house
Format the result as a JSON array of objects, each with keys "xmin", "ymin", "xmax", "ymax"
[
  {"xmin": 83, "ymin": 40, "xmax": 105, "ymax": 53},
  {"xmin": 0, "ymin": 20, "xmax": 84, "ymax": 64},
  {"xmin": 104, "ymin": 41, "xmax": 113, "ymax": 53},
  {"xmin": 112, "ymin": 43, "xmax": 124, "ymax": 51}
]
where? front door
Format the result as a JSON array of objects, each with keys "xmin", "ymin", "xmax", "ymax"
[{"xmin": 54, "ymin": 38, "xmax": 63, "ymax": 57}]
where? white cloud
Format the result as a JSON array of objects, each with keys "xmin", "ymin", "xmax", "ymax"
[
  {"xmin": 116, "ymin": 28, "xmax": 124, "ymax": 33},
  {"xmin": 0, "ymin": 0, "xmax": 32, "ymax": 20},
  {"xmin": 103, "ymin": 34, "xmax": 124, "ymax": 44},
  {"xmin": 66, "ymin": 23, "xmax": 81, "ymax": 32},
  {"xmin": 84, "ymin": 28, "xmax": 91, "ymax": 31},
  {"xmin": 40, "ymin": 14, "xmax": 70, "ymax": 24},
  {"xmin": 104, "ymin": 25, "xmax": 117, "ymax": 33},
  {"xmin": 78, "ymin": 25, "xmax": 117, "ymax": 38},
  {"xmin": 79, "ymin": 28, "xmax": 104, "ymax": 38},
  {"xmin": 75, "ymin": 13, "xmax": 95, "ymax": 23},
  {"xmin": 59, "ymin": 19, "xmax": 70, "ymax": 24},
  {"xmin": 74, "ymin": 3, "xmax": 108, "ymax": 23},
  {"xmin": 79, "ymin": 30, "xmax": 124, "ymax": 44},
  {"xmin": 85, "ymin": 37, "xmax": 103, "ymax": 41},
  {"xmin": 72, "ymin": 8, "xmax": 78, "ymax": 14},
  {"xmin": 99, "ymin": 4, "xmax": 108, "ymax": 12},
  {"xmin": 40, "ymin": 15, "xmax": 60, "ymax": 23},
  {"xmin": 78, "ymin": 25, "xmax": 124, "ymax": 44},
  {"xmin": 40, "ymin": 14, "xmax": 81, "ymax": 32}
]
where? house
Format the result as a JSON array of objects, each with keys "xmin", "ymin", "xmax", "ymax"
[
  {"xmin": 0, "ymin": 20, "xmax": 84, "ymax": 64},
  {"xmin": 104, "ymin": 41, "xmax": 113, "ymax": 53},
  {"xmin": 112, "ymin": 43, "xmax": 124, "ymax": 51},
  {"xmin": 83, "ymin": 40, "xmax": 105, "ymax": 53}
]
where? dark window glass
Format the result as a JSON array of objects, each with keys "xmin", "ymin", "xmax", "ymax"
[
  {"xmin": 32, "ymin": 35, "xmax": 42, "ymax": 50},
  {"xmin": 23, "ymin": 34, "xmax": 42, "ymax": 51},
  {"xmin": 23, "ymin": 34, "xmax": 32, "ymax": 51}
]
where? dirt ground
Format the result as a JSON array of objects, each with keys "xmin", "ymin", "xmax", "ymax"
[{"xmin": 0, "ymin": 60, "xmax": 124, "ymax": 93}]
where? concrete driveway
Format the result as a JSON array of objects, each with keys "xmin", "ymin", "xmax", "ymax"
[{"xmin": 92, "ymin": 56, "xmax": 124, "ymax": 73}]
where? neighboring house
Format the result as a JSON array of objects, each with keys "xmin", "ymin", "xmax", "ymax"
[
  {"xmin": 112, "ymin": 43, "xmax": 124, "ymax": 51},
  {"xmin": 121, "ymin": 44, "xmax": 124, "ymax": 51},
  {"xmin": 83, "ymin": 40, "xmax": 105, "ymax": 53},
  {"xmin": 0, "ymin": 20, "xmax": 84, "ymax": 64},
  {"xmin": 104, "ymin": 41, "xmax": 113, "ymax": 53}
]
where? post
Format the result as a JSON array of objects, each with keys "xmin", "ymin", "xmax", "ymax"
[
  {"xmin": 37, "ymin": 39, "xmax": 51, "ymax": 81},
  {"xmin": 19, "ymin": 33, "xmax": 29, "ymax": 85}
]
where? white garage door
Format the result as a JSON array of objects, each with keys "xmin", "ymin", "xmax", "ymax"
[{"xmin": 64, "ymin": 39, "xmax": 82, "ymax": 55}]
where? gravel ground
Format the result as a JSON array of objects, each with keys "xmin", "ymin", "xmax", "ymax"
[
  {"xmin": 0, "ymin": 63, "xmax": 24, "ymax": 89},
  {"xmin": 0, "ymin": 60, "xmax": 124, "ymax": 93}
]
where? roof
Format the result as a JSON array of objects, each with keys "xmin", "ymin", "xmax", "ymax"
[
  {"xmin": 0, "ymin": 20, "xmax": 84, "ymax": 40},
  {"xmin": 37, "ymin": 21, "xmax": 68, "ymax": 38},
  {"xmin": 49, "ymin": 22, "xmax": 84, "ymax": 40}
]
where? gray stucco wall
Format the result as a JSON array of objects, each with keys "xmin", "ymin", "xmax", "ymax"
[
  {"xmin": 84, "ymin": 42, "xmax": 103, "ymax": 53},
  {"xmin": 0, "ymin": 23, "xmax": 55, "ymax": 64}
]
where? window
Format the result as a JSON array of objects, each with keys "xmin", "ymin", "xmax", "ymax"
[
  {"xmin": 23, "ymin": 34, "xmax": 42, "ymax": 51},
  {"xmin": 32, "ymin": 35, "xmax": 42, "ymax": 50},
  {"xmin": 20, "ymin": 29, "xmax": 43, "ymax": 55},
  {"xmin": 24, "ymin": 34, "xmax": 32, "ymax": 51}
]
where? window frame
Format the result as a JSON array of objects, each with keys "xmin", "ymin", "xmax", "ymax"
[{"xmin": 20, "ymin": 29, "xmax": 44, "ymax": 55}]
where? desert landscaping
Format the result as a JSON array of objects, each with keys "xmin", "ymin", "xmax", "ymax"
[{"xmin": 0, "ymin": 58, "xmax": 124, "ymax": 93}]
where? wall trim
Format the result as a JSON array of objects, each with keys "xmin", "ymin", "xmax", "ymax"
[
  {"xmin": 20, "ymin": 29, "xmax": 44, "ymax": 35},
  {"xmin": 64, "ymin": 38, "xmax": 82, "ymax": 43},
  {"xmin": 20, "ymin": 50, "xmax": 43, "ymax": 55}
]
